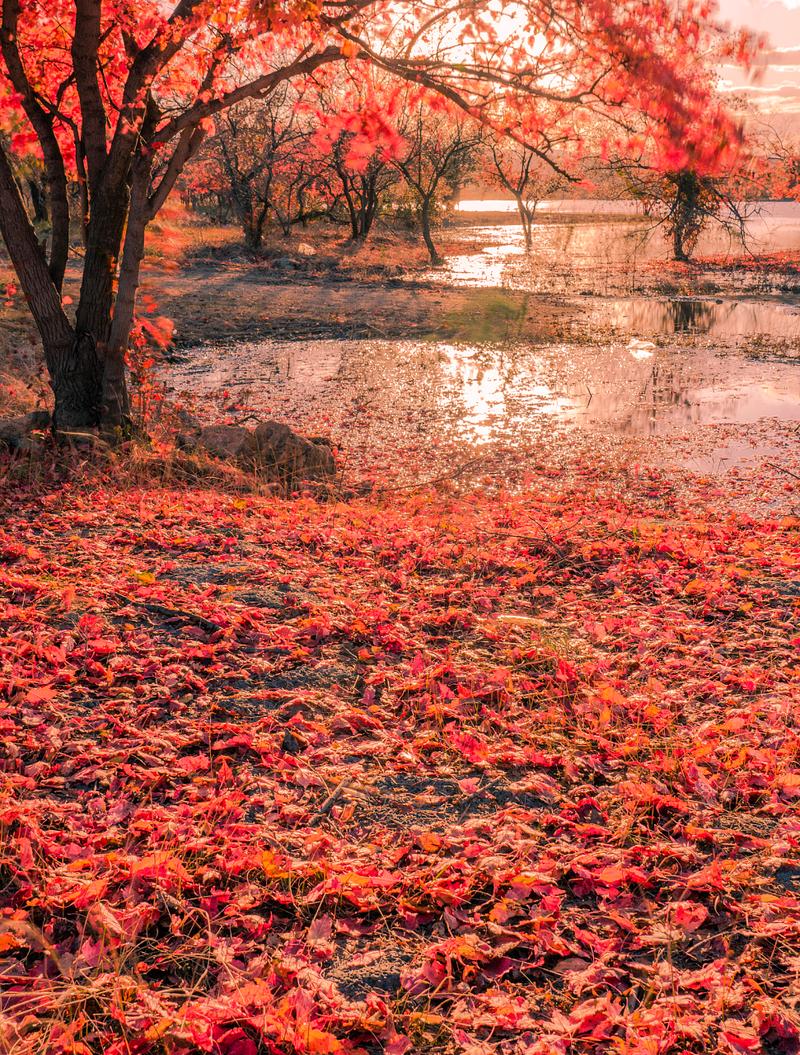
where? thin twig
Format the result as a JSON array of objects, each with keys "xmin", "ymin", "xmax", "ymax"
[
  {"xmin": 112, "ymin": 593, "xmax": 223, "ymax": 634},
  {"xmin": 374, "ymin": 457, "xmax": 488, "ymax": 494},
  {"xmin": 312, "ymin": 779, "xmax": 351, "ymax": 820},
  {"xmin": 766, "ymin": 461, "xmax": 800, "ymax": 483}
]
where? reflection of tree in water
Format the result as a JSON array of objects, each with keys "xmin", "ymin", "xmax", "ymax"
[
  {"xmin": 625, "ymin": 298, "xmax": 773, "ymax": 338},
  {"xmin": 662, "ymin": 298, "xmax": 750, "ymax": 334},
  {"xmin": 665, "ymin": 299, "xmax": 716, "ymax": 333}
]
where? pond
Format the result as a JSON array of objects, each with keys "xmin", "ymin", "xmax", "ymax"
[
  {"xmin": 440, "ymin": 202, "xmax": 800, "ymax": 294},
  {"xmin": 165, "ymin": 214, "xmax": 800, "ymax": 486},
  {"xmin": 166, "ymin": 334, "xmax": 800, "ymax": 478}
]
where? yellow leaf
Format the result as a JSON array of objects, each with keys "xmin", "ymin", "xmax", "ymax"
[
  {"xmin": 261, "ymin": 850, "xmax": 287, "ymax": 877},
  {"xmin": 145, "ymin": 1019, "xmax": 174, "ymax": 1043},
  {"xmin": 417, "ymin": 832, "xmax": 442, "ymax": 853}
]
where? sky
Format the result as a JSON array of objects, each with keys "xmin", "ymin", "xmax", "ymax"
[{"xmin": 719, "ymin": 0, "xmax": 800, "ymax": 128}]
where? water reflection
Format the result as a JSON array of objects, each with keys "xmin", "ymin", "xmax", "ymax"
[
  {"xmin": 164, "ymin": 212, "xmax": 800, "ymax": 481},
  {"xmin": 437, "ymin": 205, "xmax": 800, "ymax": 294},
  {"xmin": 437, "ymin": 222, "xmax": 652, "ymax": 290},
  {"xmin": 166, "ymin": 336, "xmax": 800, "ymax": 453},
  {"xmin": 666, "ymin": 300, "xmax": 715, "ymax": 333},
  {"xmin": 604, "ymin": 298, "xmax": 800, "ymax": 339}
]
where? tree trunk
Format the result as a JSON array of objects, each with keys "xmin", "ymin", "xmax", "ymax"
[
  {"xmin": 104, "ymin": 163, "xmax": 152, "ymax": 433},
  {"xmin": 362, "ymin": 181, "xmax": 378, "ymax": 239},
  {"xmin": 49, "ymin": 333, "xmax": 104, "ymax": 431},
  {"xmin": 63, "ymin": 187, "xmax": 130, "ymax": 427},
  {"xmin": 244, "ymin": 222, "xmax": 262, "ymax": 250},
  {"xmin": 421, "ymin": 197, "xmax": 442, "ymax": 265},
  {"xmin": 0, "ymin": 143, "xmax": 91, "ymax": 430},
  {"xmin": 76, "ymin": 189, "xmax": 129, "ymax": 344},
  {"xmin": 346, "ymin": 196, "xmax": 360, "ymax": 240},
  {"xmin": 254, "ymin": 198, "xmax": 270, "ymax": 246},
  {"xmin": 673, "ymin": 224, "xmax": 689, "ymax": 262},
  {"xmin": 517, "ymin": 198, "xmax": 533, "ymax": 250},
  {"xmin": 28, "ymin": 178, "xmax": 48, "ymax": 225}
]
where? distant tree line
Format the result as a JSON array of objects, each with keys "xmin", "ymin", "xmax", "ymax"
[
  {"xmin": 179, "ymin": 73, "xmax": 580, "ymax": 265},
  {"xmin": 182, "ymin": 73, "xmax": 800, "ymax": 267}
]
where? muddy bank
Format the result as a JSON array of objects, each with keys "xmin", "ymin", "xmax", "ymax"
[{"xmin": 155, "ymin": 266, "xmax": 578, "ymax": 347}]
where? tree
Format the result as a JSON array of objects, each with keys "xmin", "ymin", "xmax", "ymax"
[
  {"xmin": 312, "ymin": 69, "xmax": 402, "ymax": 243},
  {"xmin": 0, "ymin": 0, "xmax": 757, "ymax": 435},
  {"xmin": 655, "ymin": 169, "xmax": 740, "ymax": 262},
  {"xmin": 325, "ymin": 127, "xmax": 397, "ymax": 241},
  {"xmin": 487, "ymin": 134, "xmax": 565, "ymax": 249},
  {"xmin": 611, "ymin": 144, "xmax": 771, "ymax": 262},
  {"xmin": 201, "ymin": 85, "xmax": 325, "ymax": 249},
  {"xmin": 393, "ymin": 96, "xmax": 482, "ymax": 264}
]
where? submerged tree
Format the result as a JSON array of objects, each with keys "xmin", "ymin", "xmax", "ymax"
[
  {"xmin": 612, "ymin": 155, "xmax": 771, "ymax": 262},
  {"xmin": 486, "ymin": 134, "xmax": 565, "ymax": 249},
  {"xmin": 0, "ymin": 0, "xmax": 758, "ymax": 436},
  {"xmin": 616, "ymin": 164, "xmax": 749, "ymax": 261}
]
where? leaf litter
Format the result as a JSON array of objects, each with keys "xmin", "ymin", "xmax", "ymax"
[{"xmin": 0, "ymin": 465, "xmax": 799, "ymax": 1054}]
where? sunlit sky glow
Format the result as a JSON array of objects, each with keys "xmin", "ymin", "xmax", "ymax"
[
  {"xmin": 485, "ymin": 2, "xmax": 800, "ymax": 128},
  {"xmin": 719, "ymin": 0, "xmax": 800, "ymax": 126}
]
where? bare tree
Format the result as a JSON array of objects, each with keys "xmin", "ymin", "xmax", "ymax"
[
  {"xmin": 322, "ymin": 132, "xmax": 396, "ymax": 241},
  {"xmin": 205, "ymin": 84, "xmax": 326, "ymax": 249},
  {"xmin": 311, "ymin": 72, "xmax": 400, "ymax": 243},
  {"xmin": 393, "ymin": 99, "xmax": 482, "ymax": 264},
  {"xmin": 487, "ymin": 136, "xmax": 564, "ymax": 249},
  {"xmin": 614, "ymin": 162, "xmax": 758, "ymax": 262}
]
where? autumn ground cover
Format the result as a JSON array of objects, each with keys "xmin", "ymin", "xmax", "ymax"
[
  {"xmin": 2, "ymin": 0, "xmax": 799, "ymax": 1047},
  {"xmin": 2, "ymin": 216, "xmax": 800, "ymax": 1055},
  {"xmin": 1, "ymin": 442, "xmax": 799, "ymax": 1053}
]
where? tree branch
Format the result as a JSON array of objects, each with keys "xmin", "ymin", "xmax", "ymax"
[
  {"xmin": 1, "ymin": 0, "xmax": 70, "ymax": 290},
  {"xmin": 72, "ymin": 0, "xmax": 108, "ymax": 188},
  {"xmin": 0, "ymin": 141, "xmax": 74, "ymax": 362},
  {"xmin": 155, "ymin": 46, "xmax": 343, "ymax": 144}
]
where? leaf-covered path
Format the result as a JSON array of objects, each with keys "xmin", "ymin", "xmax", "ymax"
[{"xmin": 1, "ymin": 471, "xmax": 799, "ymax": 1054}]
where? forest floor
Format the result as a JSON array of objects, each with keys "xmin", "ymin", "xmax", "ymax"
[{"xmin": 1, "ymin": 218, "xmax": 800, "ymax": 1055}]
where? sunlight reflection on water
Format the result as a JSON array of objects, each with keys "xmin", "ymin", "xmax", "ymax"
[
  {"xmin": 167, "ymin": 336, "xmax": 800, "ymax": 452},
  {"xmin": 437, "ymin": 204, "xmax": 800, "ymax": 292},
  {"xmin": 165, "ymin": 216, "xmax": 800, "ymax": 479}
]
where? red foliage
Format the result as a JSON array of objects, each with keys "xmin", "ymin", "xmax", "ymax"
[
  {"xmin": 0, "ymin": 0, "xmax": 759, "ymax": 183},
  {"xmin": 0, "ymin": 471, "xmax": 798, "ymax": 1053}
]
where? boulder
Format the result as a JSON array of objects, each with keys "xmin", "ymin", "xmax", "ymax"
[
  {"xmin": 0, "ymin": 410, "xmax": 51, "ymax": 451},
  {"xmin": 295, "ymin": 242, "xmax": 316, "ymax": 257},
  {"xmin": 183, "ymin": 424, "xmax": 251, "ymax": 462},
  {"xmin": 172, "ymin": 406, "xmax": 203, "ymax": 433},
  {"xmin": 178, "ymin": 420, "xmax": 335, "ymax": 488},
  {"xmin": 248, "ymin": 420, "xmax": 335, "ymax": 483}
]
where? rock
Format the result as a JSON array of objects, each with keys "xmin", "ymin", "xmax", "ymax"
[
  {"xmin": 178, "ymin": 424, "xmax": 251, "ymax": 462},
  {"xmin": 295, "ymin": 242, "xmax": 316, "ymax": 257},
  {"xmin": 272, "ymin": 257, "xmax": 298, "ymax": 271},
  {"xmin": 173, "ymin": 406, "xmax": 202, "ymax": 434},
  {"xmin": 247, "ymin": 420, "xmax": 335, "ymax": 484},
  {"xmin": 177, "ymin": 420, "xmax": 336, "ymax": 488},
  {"xmin": 0, "ymin": 410, "xmax": 51, "ymax": 451}
]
